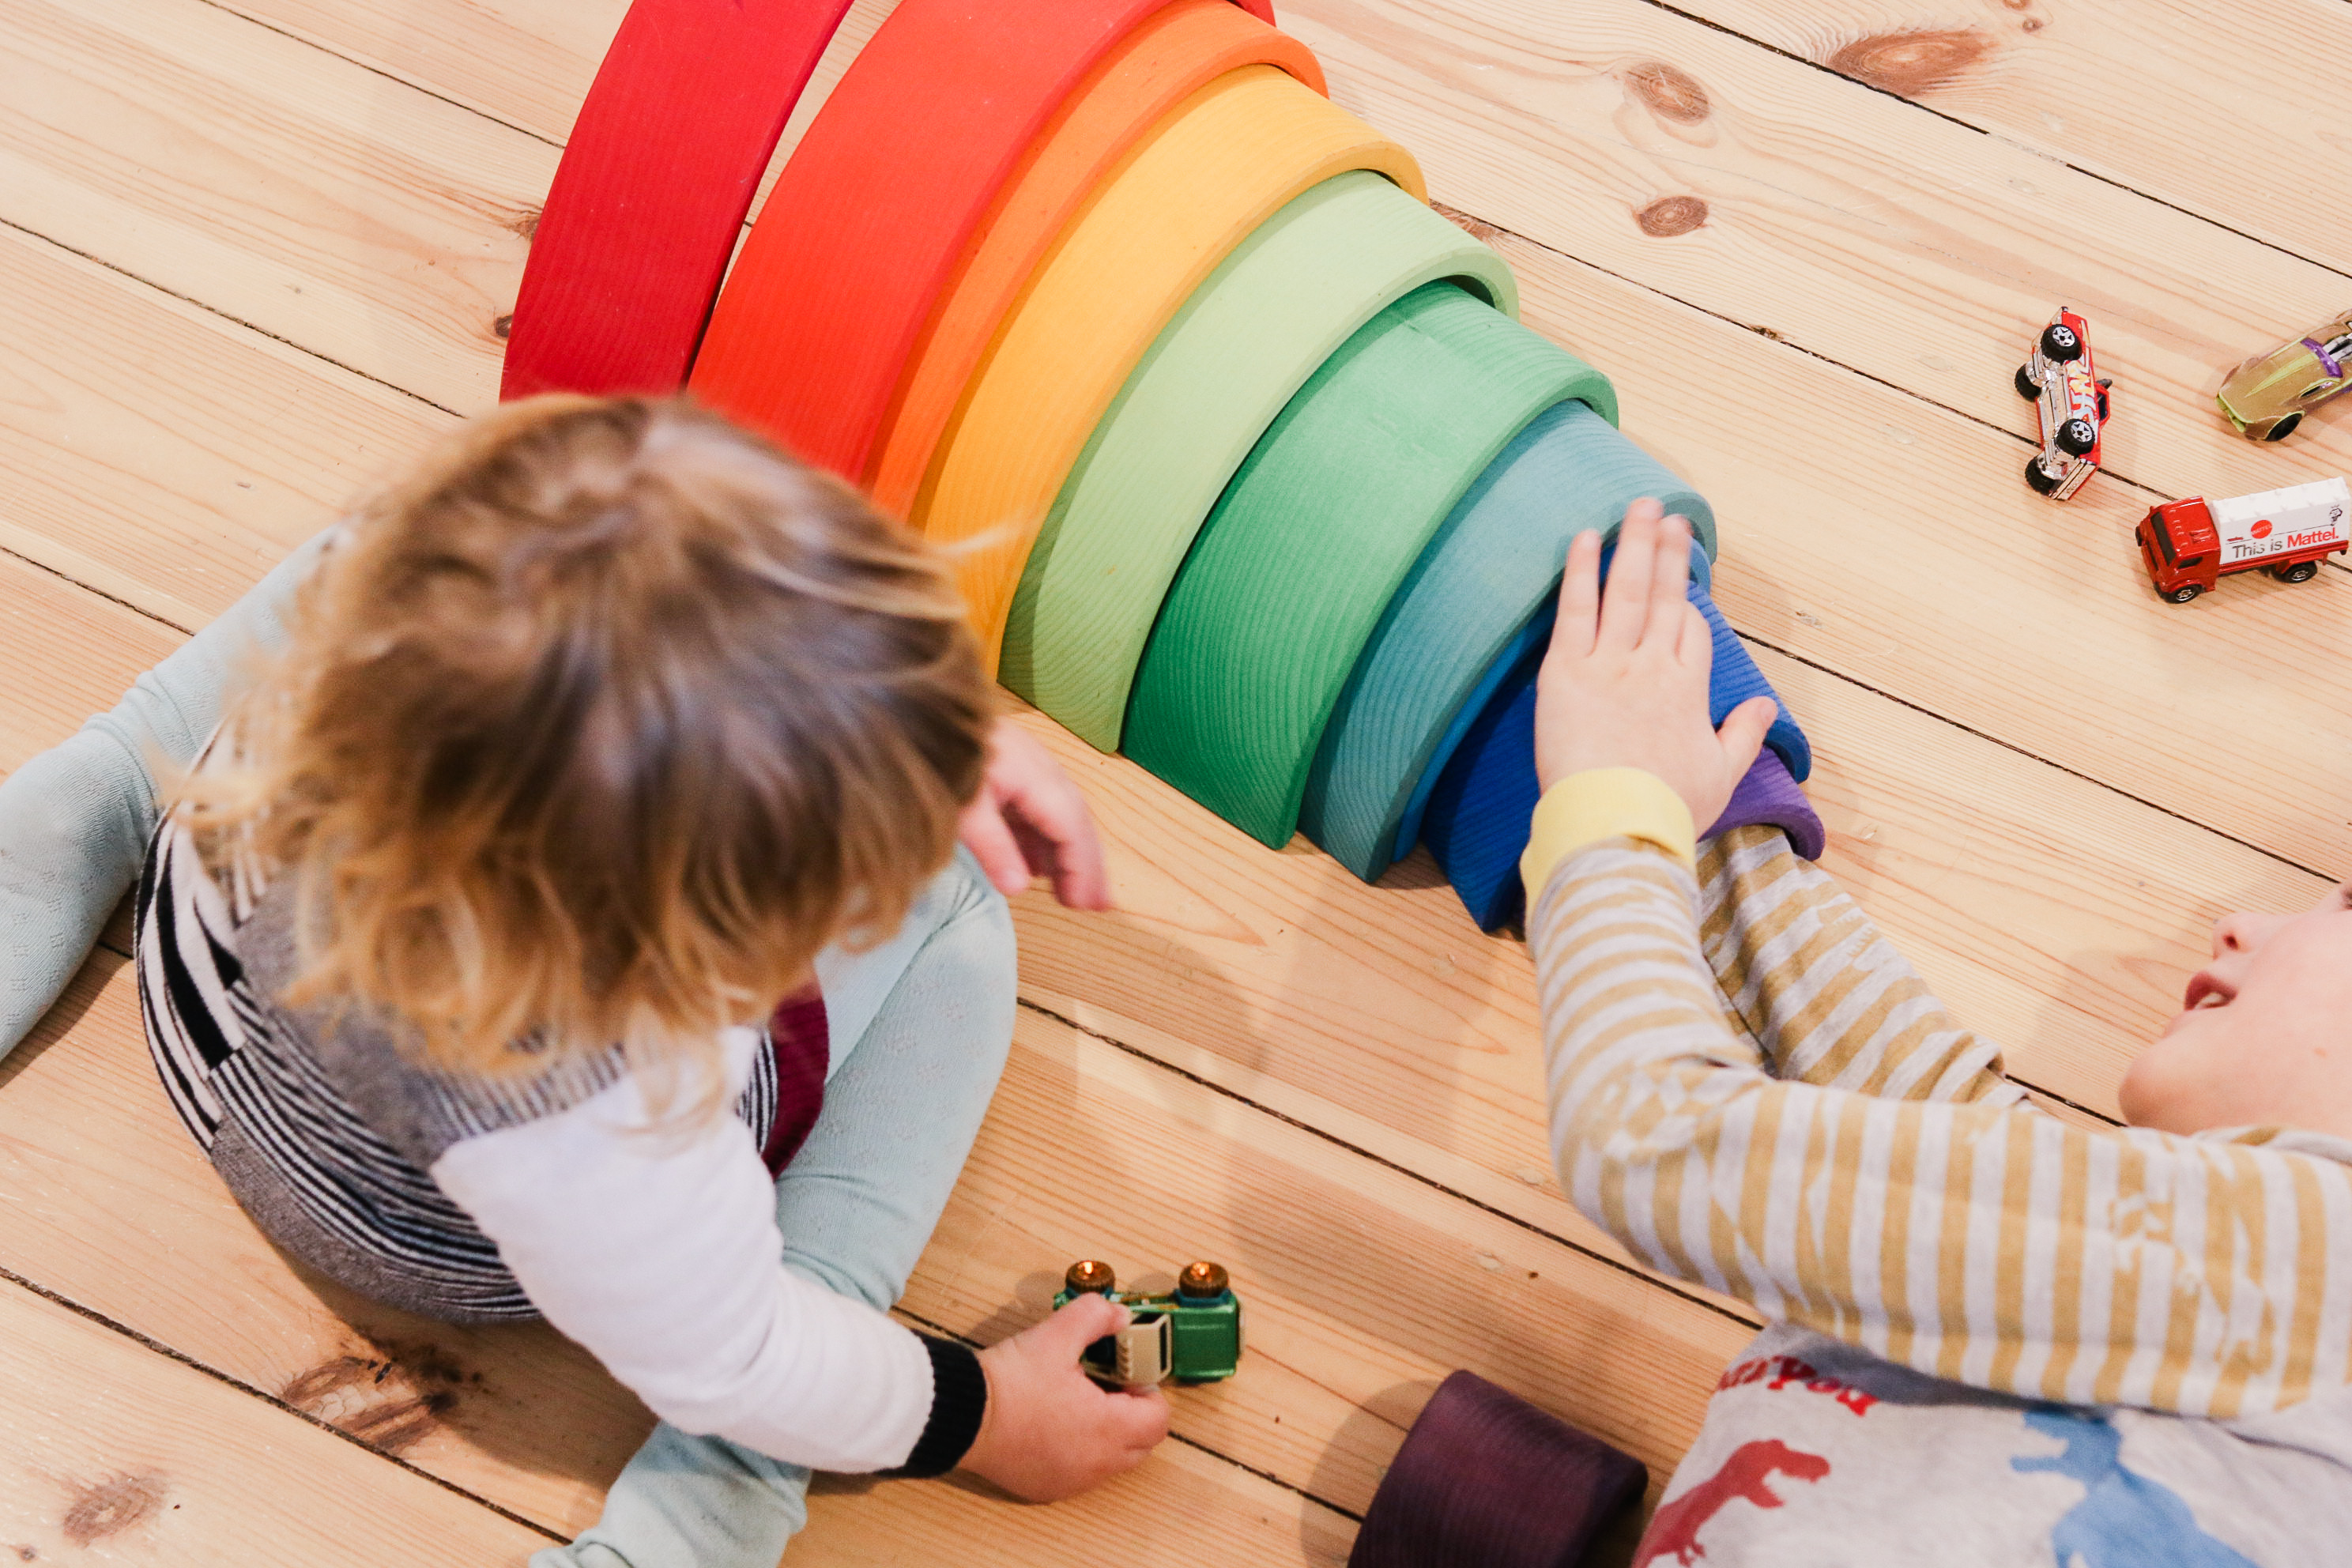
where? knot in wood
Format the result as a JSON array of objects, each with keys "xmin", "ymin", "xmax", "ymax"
[
  {"xmin": 1824, "ymin": 28, "xmax": 1993, "ymax": 96},
  {"xmin": 1623, "ymin": 60, "xmax": 1710, "ymax": 124},
  {"xmin": 1634, "ymin": 195, "xmax": 1709, "ymax": 238}
]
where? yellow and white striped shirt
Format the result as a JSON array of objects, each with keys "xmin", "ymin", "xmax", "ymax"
[{"xmin": 1528, "ymin": 788, "xmax": 2352, "ymax": 1422}]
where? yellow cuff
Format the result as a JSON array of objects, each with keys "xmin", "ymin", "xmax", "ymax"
[{"xmin": 1520, "ymin": 767, "xmax": 1697, "ymax": 898}]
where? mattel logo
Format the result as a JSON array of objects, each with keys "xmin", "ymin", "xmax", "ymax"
[{"xmin": 2252, "ymin": 519, "xmax": 2275, "ymax": 538}]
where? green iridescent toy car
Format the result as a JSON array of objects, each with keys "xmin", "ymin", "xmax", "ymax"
[
  {"xmin": 1054, "ymin": 1260, "xmax": 1244, "ymax": 1387},
  {"xmin": 2217, "ymin": 310, "xmax": 2352, "ymax": 441}
]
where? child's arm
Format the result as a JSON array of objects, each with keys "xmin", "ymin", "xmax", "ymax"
[
  {"xmin": 0, "ymin": 533, "xmax": 330, "ymax": 1056},
  {"xmin": 1527, "ymin": 510, "xmax": 2352, "ymax": 1419},
  {"xmin": 1696, "ymin": 824, "xmax": 2022, "ymax": 1106},
  {"xmin": 435, "ymin": 1044, "xmax": 1165, "ymax": 1487}
]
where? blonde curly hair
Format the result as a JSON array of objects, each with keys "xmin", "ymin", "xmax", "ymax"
[{"xmin": 180, "ymin": 395, "xmax": 991, "ymax": 1107}]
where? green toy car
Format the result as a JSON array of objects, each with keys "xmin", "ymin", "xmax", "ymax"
[
  {"xmin": 2217, "ymin": 310, "xmax": 2352, "ymax": 441},
  {"xmin": 1054, "ymin": 1259, "xmax": 1244, "ymax": 1387}
]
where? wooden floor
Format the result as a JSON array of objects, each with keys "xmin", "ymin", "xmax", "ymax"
[{"xmin": 2, "ymin": 0, "xmax": 2348, "ymax": 1559}]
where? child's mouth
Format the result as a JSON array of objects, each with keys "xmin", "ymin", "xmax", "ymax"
[{"xmin": 2182, "ymin": 973, "xmax": 2233, "ymax": 1012}]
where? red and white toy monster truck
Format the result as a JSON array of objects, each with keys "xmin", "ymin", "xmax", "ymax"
[{"xmin": 2014, "ymin": 308, "xmax": 2113, "ymax": 499}]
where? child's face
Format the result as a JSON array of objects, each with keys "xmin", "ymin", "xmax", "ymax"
[{"xmin": 2120, "ymin": 880, "xmax": 2352, "ymax": 1137}]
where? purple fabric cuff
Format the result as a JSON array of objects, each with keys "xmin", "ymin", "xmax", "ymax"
[{"xmin": 1703, "ymin": 748, "xmax": 1825, "ymax": 860}]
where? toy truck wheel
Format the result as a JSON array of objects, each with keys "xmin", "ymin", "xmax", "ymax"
[
  {"xmin": 2038, "ymin": 322, "xmax": 2084, "ymax": 361},
  {"xmin": 2014, "ymin": 364, "xmax": 2041, "ymax": 400},
  {"xmin": 2055, "ymin": 417, "xmax": 2099, "ymax": 456},
  {"xmin": 2275, "ymin": 561, "xmax": 2320, "ymax": 583},
  {"xmin": 2024, "ymin": 455, "xmax": 2061, "ymax": 495},
  {"xmin": 2263, "ymin": 413, "xmax": 2303, "ymax": 442},
  {"xmin": 2162, "ymin": 582, "xmax": 2204, "ymax": 604}
]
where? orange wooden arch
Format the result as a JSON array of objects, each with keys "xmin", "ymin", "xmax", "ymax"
[
  {"xmin": 692, "ymin": 0, "xmax": 1275, "ymax": 481},
  {"xmin": 865, "ymin": 0, "xmax": 1322, "ymax": 518}
]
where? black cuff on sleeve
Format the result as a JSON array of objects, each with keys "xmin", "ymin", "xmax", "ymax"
[{"xmin": 888, "ymin": 1334, "xmax": 989, "ymax": 1479}]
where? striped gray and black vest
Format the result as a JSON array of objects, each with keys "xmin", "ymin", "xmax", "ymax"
[{"xmin": 134, "ymin": 820, "xmax": 786, "ymax": 1324}]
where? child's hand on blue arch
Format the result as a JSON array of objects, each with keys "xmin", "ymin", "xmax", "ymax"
[{"xmin": 1533, "ymin": 499, "xmax": 1778, "ymax": 835}]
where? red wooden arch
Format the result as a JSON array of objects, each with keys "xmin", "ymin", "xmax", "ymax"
[
  {"xmin": 501, "ymin": 0, "xmax": 857, "ymax": 401},
  {"xmin": 690, "ymin": 0, "xmax": 1255, "ymax": 480},
  {"xmin": 503, "ymin": 0, "xmax": 1276, "ymax": 405}
]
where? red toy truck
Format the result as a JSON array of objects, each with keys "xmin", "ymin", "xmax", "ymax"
[
  {"xmin": 2015, "ymin": 308, "xmax": 2113, "ymax": 499},
  {"xmin": 2136, "ymin": 477, "xmax": 2350, "ymax": 603}
]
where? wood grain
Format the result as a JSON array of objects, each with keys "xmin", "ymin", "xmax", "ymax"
[
  {"xmin": 1269, "ymin": 0, "xmax": 2352, "ymax": 505},
  {"xmin": 1669, "ymin": 0, "xmax": 2352, "ymax": 275},
  {"xmin": 909, "ymin": 1007, "xmax": 1753, "ymax": 1512},
  {"xmin": 212, "ymin": 0, "xmax": 615, "ymax": 140},
  {"xmin": 0, "ymin": 0, "xmax": 548, "ymax": 416},
  {"xmin": 0, "ymin": 954, "xmax": 650, "ymax": 1534},
  {"xmin": 0, "ymin": 553, "xmax": 179, "ymax": 770},
  {"xmin": 0, "ymin": 1275, "xmax": 553, "ymax": 1564},
  {"xmin": 0, "ymin": 224, "xmax": 451, "ymax": 630}
]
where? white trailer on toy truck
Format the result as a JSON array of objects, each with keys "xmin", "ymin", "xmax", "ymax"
[{"xmin": 2136, "ymin": 476, "xmax": 2351, "ymax": 603}]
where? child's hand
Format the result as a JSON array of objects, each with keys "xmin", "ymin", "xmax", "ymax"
[
  {"xmin": 958, "ymin": 718, "xmax": 1113, "ymax": 910},
  {"xmin": 959, "ymin": 1293, "xmax": 1169, "ymax": 1500},
  {"xmin": 1534, "ymin": 500, "xmax": 1778, "ymax": 832}
]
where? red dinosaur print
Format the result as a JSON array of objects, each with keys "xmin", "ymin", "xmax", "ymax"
[{"xmin": 1634, "ymin": 1440, "xmax": 1831, "ymax": 1567}]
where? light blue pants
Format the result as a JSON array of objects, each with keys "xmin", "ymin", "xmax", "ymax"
[
  {"xmin": 0, "ymin": 533, "xmax": 1017, "ymax": 1566},
  {"xmin": 542, "ymin": 847, "xmax": 1014, "ymax": 1567}
]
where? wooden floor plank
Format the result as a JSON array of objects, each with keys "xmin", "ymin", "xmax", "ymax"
[
  {"xmin": 802, "ymin": 1439, "xmax": 1355, "ymax": 1568},
  {"xmin": 0, "ymin": 221, "xmax": 450, "ymax": 629},
  {"xmin": 1271, "ymin": 0, "xmax": 2352, "ymax": 504},
  {"xmin": 1670, "ymin": 0, "xmax": 2352, "ymax": 273},
  {"xmin": 0, "ymin": 0, "xmax": 548, "ymax": 417},
  {"xmin": 213, "ymin": 0, "xmax": 892, "ymax": 154},
  {"xmin": 0, "ymin": 553, "xmax": 179, "ymax": 771},
  {"xmin": 0, "ymin": 952, "xmax": 646, "ymax": 1536},
  {"xmin": 907, "ymin": 1007, "xmax": 1752, "ymax": 1513},
  {"xmin": 202, "ymin": 0, "xmax": 621, "ymax": 144},
  {"xmin": 0, "ymin": 1276, "xmax": 552, "ymax": 1564}
]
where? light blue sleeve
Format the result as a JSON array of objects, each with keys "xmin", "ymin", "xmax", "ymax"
[
  {"xmin": 0, "ymin": 531, "xmax": 334, "ymax": 1056},
  {"xmin": 537, "ymin": 850, "xmax": 1016, "ymax": 1567}
]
